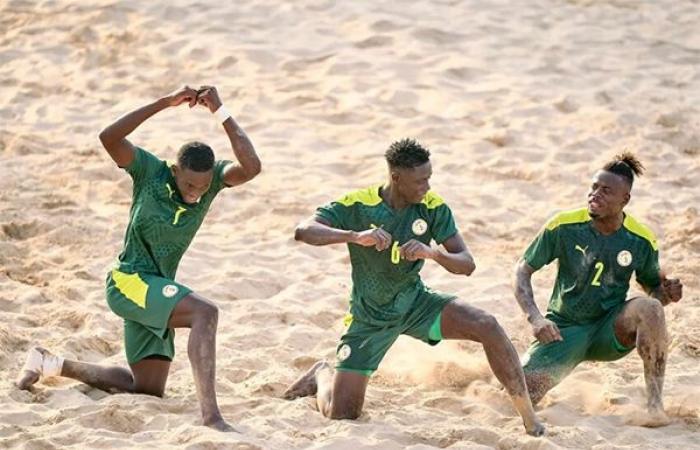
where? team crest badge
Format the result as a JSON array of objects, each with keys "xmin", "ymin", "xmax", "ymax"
[
  {"xmin": 617, "ymin": 250, "xmax": 632, "ymax": 267},
  {"xmin": 337, "ymin": 344, "xmax": 352, "ymax": 362},
  {"xmin": 412, "ymin": 219, "xmax": 428, "ymax": 236},
  {"xmin": 162, "ymin": 284, "xmax": 179, "ymax": 298}
]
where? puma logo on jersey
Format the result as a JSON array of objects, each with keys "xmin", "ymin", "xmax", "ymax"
[{"xmin": 575, "ymin": 244, "xmax": 588, "ymax": 256}]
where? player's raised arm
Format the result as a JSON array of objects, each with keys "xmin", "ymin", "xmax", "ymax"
[
  {"xmin": 195, "ymin": 86, "xmax": 261, "ymax": 187},
  {"xmin": 98, "ymin": 86, "xmax": 200, "ymax": 168}
]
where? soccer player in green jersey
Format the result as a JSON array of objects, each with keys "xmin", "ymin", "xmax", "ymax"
[
  {"xmin": 514, "ymin": 153, "xmax": 683, "ymax": 426},
  {"xmin": 283, "ymin": 139, "xmax": 545, "ymax": 436},
  {"xmin": 17, "ymin": 85, "xmax": 261, "ymax": 431}
]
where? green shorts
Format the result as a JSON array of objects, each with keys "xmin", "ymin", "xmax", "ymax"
[
  {"xmin": 106, "ymin": 269, "xmax": 191, "ymax": 364},
  {"xmin": 522, "ymin": 302, "xmax": 634, "ymax": 385},
  {"xmin": 335, "ymin": 288, "xmax": 455, "ymax": 376}
]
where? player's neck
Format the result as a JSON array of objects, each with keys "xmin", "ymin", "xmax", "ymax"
[
  {"xmin": 591, "ymin": 211, "xmax": 624, "ymax": 235},
  {"xmin": 381, "ymin": 184, "xmax": 409, "ymax": 210}
]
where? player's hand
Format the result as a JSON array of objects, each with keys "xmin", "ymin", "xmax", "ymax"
[
  {"xmin": 659, "ymin": 275, "xmax": 683, "ymax": 305},
  {"xmin": 530, "ymin": 317, "xmax": 563, "ymax": 344},
  {"xmin": 165, "ymin": 85, "xmax": 201, "ymax": 108},
  {"xmin": 195, "ymin": 85, "xmax": 223, "ymax": 113},
  {"xmin": 351, "ymin": 227, "xmax": 392, "ymax": 251},
  {"xmin": 399, "ymin": 239, "xmax": 436, "ymax": 261}
]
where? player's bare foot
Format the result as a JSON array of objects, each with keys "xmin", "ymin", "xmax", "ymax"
[
  {"xmin": 16, "ymin": 347, "xmax": 64, "ymax": 391},
  {"xmin": 204, "ymin": 417, "xmax": 237, "ymax": 432},
  {"xmin": 623, "ymin": 405, "xmax": 671, "ymax": 428},
  {"xmin": 511, "ymin": 393, "xmax": 546, "ymax": 436},
  {"xmin": 282, "ymin": 360, "xmax": 330, "ymax": 400},
  {"xmin": 525, "ymin": 419, "xmax": 546, "ymax": 437},
  {"xmin": 640, "ymin": 407, "xmax": 671, "ymax": 428},
  {"xmin": 16, "ymin": 370, "xmax": 40, "ymax": 391}
]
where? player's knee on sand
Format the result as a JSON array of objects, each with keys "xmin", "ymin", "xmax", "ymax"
[{"xmin": 524, "ymin": 371, "xmax": 555, "ymax": 405}]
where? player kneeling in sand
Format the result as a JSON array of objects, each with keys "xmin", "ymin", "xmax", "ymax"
[
  {"xmin": 514, "ymin": 153, "xmax": 683, "ymax": 426},
  {"xmin": 17, "ymin": 85, "xmax": 261, "ymax": 432},
  {"xmin": 283, "ymin": 139, "xmax": 544, "ymax": 436}
]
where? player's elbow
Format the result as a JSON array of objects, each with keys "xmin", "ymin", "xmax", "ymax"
[
  {"xmin": 514, "ymin": 258, "xmax": 532, "ymax": 279},
  {"xmin": 463, "ymin": 258, "xmax": 476, "ymax": 276},
  {"xmin": 98, "ymin": 128, "xmax": 110, "ymax": 147},
  {"xmin": 248, "ymin": 158, "xmax": 262, "ymax": 179},
  {"xmin": 242, "ymin": 159, "xmax": 261, "ymax": 182},
  {"xmin": 294, "ymin": 222, "xmax": 309, "ymax": 242}
]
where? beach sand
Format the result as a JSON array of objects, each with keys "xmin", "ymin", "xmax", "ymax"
[{"xmin": 1, "ymin": 0, "xmax": 698, "ymax": 448}]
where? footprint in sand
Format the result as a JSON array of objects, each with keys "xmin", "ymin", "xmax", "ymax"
[
  {"xmin": 222, "ymin": 368, "xmax": 254, "ymax": 384},
  {"xmin": 77, "ymin": 405, "xmax": 145, "ymax": 434},
  {"xmin": 217, "ymin": 55, "xmax": 238, "ymax": 69},
  {"xmin": 251, "ymin": 382, "xmax": 287, "ymax": 398},
  {"xmin": 553, "ymin": 96, "xmax": 579, "ymax": 113},
  {"xmin": 370, "ymin": 19, "xmax": 405, "ymax": 32},
  {"xmin": 412, "ymin": 27, "xmax": 465, "ymax": 45},
  {"xmin": 40, "ymin": 197, "xmax": 77, "ymax": 210},
  {"xmin": 422, "ymin": 396, "xmax": 464, "ymax": 414},
  {"xmin": 354, "ymin": 35, "xmax": 393, "ymax": 49},
  {"xmin": 1, "ymin": 221, "xmax": 49, "ymax": 241},
  {"xmin": 292, "ymin": 355, "xmax": 318, "ymax": 370},
  {"xmin": 444, "ymin": 66, "xmax": 483, "ymax": 81}
]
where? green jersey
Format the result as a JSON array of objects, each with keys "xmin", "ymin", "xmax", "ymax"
[
  {"xmin": 316, "ymin": 185, "xmax": 458, "ymax": 326},
  {"xmin": 116, "ymin": 147, "xmax": 231, "ymax": 279},
  {"xmin": 523, "ymin": 207, "xmax": 661, "ymax": 323}
]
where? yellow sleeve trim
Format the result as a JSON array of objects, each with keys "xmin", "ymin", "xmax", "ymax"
[
  {"xmin": 421, "ymin": 191, "xmax": 445, "ymax": 209},
  {"xmin": 112, "ymin": 269, "xmax": 148, "ymax": 309},
  {"xmin": 545, "ymin": 208, "xmax": 591, "ymax": 231},
  {"xmin": 334, "ymin": 186, "xmax": 446, "ymax": 209},
  {"xmin": 336, "ymin": 185, "xmax": 382, "ymax": 206},
  {"xmin": 623, "ymin": 214, "xmax": 659, "ymax": 251}
]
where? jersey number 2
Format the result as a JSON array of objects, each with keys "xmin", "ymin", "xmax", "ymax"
[{"xmin": 591, "ymin": 261, "xmax": 604, "ymax": 286}]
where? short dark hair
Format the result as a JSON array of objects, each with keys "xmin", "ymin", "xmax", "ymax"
[
  {"xmin": 177, "ymin": 141, "xmax": 215, "ymax": 172},
  {"xmin": 385, "ymin": 138, "xmax": 430, "ymax": 169},
  {"xmin": 603, "ymin": 151, "xmax": 644, "ymax": 185}
]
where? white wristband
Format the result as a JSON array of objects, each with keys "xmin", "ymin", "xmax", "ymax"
[{"xmin": 214, "ymin": 105, "xmax": 231, "ymax": 124}]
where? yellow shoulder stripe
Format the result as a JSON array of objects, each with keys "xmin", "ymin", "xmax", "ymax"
[
  {"xmin": 545, "ymin": 208, "xmax": 591, "ymax": 231},
  {"xmin": 624, "ymin": 214, "xmax": 658, "ymax": 251},
  {"xmin": 112, "ymin": 269, "xmax": 148, "ymax": 309},
  {"xmin": 336, "ymin": 185, "xmax": 382, "ymax": 206},
  {"xmin": 421, "ymin": 191, "xmax": 445, "ymax": 209}
]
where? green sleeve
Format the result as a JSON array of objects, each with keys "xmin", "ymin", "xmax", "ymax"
[
  {"xmin": 123, "ymin": 147, "xmax": 163, "ymax": 184},
  {"xmin": 431, "ymin": 204, "xmax": 458, "ymax": 244},
  {"xmin": 636, "ymin": 246, "xmax": 661, "ymax": 290},
  {"xmin": 523, "ymin": 226, "xmax": 559, "ymax": 270},
  {"xmin": 315, "ymin": 201, "xmax": 349, "ymax": 230}
]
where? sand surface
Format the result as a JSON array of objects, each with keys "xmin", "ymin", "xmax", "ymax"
[{"xmin": 1, "ymin": 0, "xmax": 699, "ymax": 448}]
